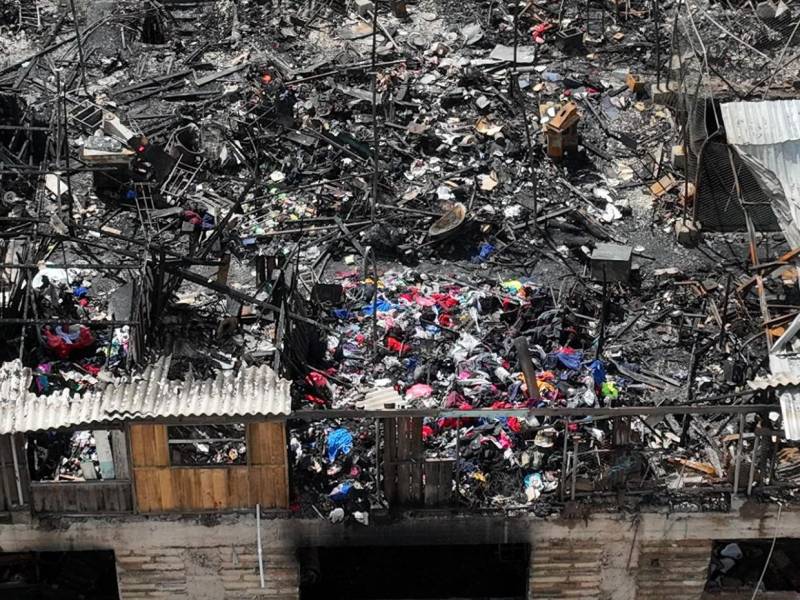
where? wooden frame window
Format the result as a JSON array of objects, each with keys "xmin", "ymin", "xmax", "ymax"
[{"xmin": 167, "ymin": 424, "xmax": 247, "ymax": 466}]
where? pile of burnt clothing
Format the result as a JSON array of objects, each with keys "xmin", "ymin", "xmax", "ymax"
[
  {"xmin": 294, "ymin": 268, "xmax": 625, "ymax": 412},
  {"xmin": 289, "ymin": 421, "xmax": 376, "ymax": 524}
]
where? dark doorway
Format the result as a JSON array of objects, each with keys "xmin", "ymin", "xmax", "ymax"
[
  {"xmin": 0, "ymin": 550, "xmax": 120, "ymax": 599},
  {"xmin": 706, "ymin": 539, "xmax": 800, "ymax": 594},
  {"xmin": 300, "ymin": 544, "xmax": 529, "ymax": 600}
]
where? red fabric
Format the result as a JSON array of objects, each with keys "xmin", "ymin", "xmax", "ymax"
[
  {"xmin": 532, "ymin": 22, "xmax": 553, "ymax": 43},
  {"xmin": 304, "ymin": 393, "xmax": 327, "ymax": 406},
  {"xmin": 386, "ymin": 336, "xmax": 411, "ymax": 354},
  {"xmin": 83, "ymin": 364, "xmax": 101, "ymax": 376},
  {"xmin": 305, "ymin": 371, "xmax": 328, "ymax": 389},
  {"xmin": 43, "ymin": 326, "xmax": 95, "ymax": 359},
  {"xmin": 432, "ymin": 293, "xmax": 459, "ymax": 309}
]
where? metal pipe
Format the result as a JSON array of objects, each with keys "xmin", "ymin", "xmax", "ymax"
[
  {"xmin": 256, "ymin": 503, "xmax": 265, "ymax": 588},
  {"xmin": 747, "ymin": 434, "xmax": 760, "ymax": 496},
  {"xmin": 10, "ymin": 435, "xmax": 24, "ymax": 506},
  {"xmin": 571, "ymin": 435, "xmax": 578, "ymax": 501},
  {"xmin": 560, "ymin": 418, "xmax": 570, "ymax": 501},
  {"xmin": 375, "ymin": 418, "xmax": 382, "ymax": 504},
  {"xmin": 369, "ymin": 8, "xmax": 379, "ymax": 223},
  {"xmin": 733, "ymin": 413, "xmax": 744, "ymax": 496}
]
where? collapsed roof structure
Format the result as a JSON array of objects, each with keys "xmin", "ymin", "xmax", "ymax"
[{"xmin": 1, "ymin": 0, "xmax": 800, "ymax": 525}]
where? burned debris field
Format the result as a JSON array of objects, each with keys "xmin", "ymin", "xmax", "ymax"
[{"xmin": 2, "ymin": 0, "xmax": 800, "ymax": 560}]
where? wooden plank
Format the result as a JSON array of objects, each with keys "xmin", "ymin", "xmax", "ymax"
[
  {"xmin": 271, "ymin": 464, "xmax": 289, "ymax": 508},
  {"xmin": 0, "ymin": 457, "xmax": 11, "ymax": 512},
  {"xmin": 267, "ymin": 422, "xmax": 286, "ymax": 465},
  {"xmin": 397, "ymin": 417, "xmax": 411, "ymax": 460},
  {"xmin": 423, "ymin": 461, "xmax": 439, "ymax": 507},
  {"xmin": 130, "ymin": 425, "xmax": 169, "ymax": 467},
  {"xmin": 111, "ymin": 430, "xmax": 131, "ymax": 479},
  {"xmin": 134, "ymin": 468, "xmax": 174, "ymax": 512},
  {"xmin": 248, "ymin": 421, "xmax": 286, "ymax": 466},
  {"xmin": 397, "ymin": 463, "xmax": 412, "ymax": 504},
  {"xmin": 249, "ymin": 465, "xmax": 266, "ymax": 507},
  {"xmin": 151, "ymin": 425, "xmax": 169, "ymax": 466},
  {"xmin": 410, "ymin": 417, "xmax": 423, "ymax": 460},
  {"xmin": 210, "ymin": 469, "xmax": 228, "ymax": 509},
  {"xmin": 249, "ymin": 465, "xmax": 288, "ymax": 508},
  {"xmin": 228, "ymin": 466, "xmax": 250, "ymax": 505},
  {"xmin": 179, "ymin": 469, "xmax": 199, "ymax": 509},
  {"xmin": 129, "ymin": 425, "xmax": 145, "ymax": 467},
  {"xmin": 248, "ymin": 422, "xmax": 270, "ymax": 465},
  {"xmin": 408, "ymin": 462, "xmax": 422, "ymax": 505},
  {"xmin": 10, "ymin": 434, "xmax": 29, "ymax": 506},
  {"xmin": 133, "ymin": 469, "xmax": 156, "ymax": 512},
  {"xmin": 29, "ymin": 482, "xmax": 132, "ymax": 513},
  {"xmin": 382, "ymin": 418, "xmax": 397, "ymax": 503},
  {"xmin": 0, "ymin": 435, "xmax": 19, "ymax": 510}
]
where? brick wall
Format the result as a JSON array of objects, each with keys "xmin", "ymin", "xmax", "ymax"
[
  {"xmin": 635, "ymin": 540, "xmax": 712, "ymax": 600},
  {"xmin": 116, "ymin": 545, "xmax": 298, "ymax": 600},
  {"xmin": 528, "ymin": 538, "xmax": 713, "ymax": 600},
  {"xmin": 529, "ymin": 540, "xmax": 604, "ymax": 599}
]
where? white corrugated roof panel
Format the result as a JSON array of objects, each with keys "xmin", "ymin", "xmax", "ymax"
[
  {"xmin": 721, "ymin": 100, "xmax": 800, "ymax": 146},
  {"xmin": 0, "ymin": 356, "xmax": 290, "ymax": 434}
]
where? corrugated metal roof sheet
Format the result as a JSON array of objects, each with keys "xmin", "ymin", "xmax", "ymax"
[
  {"xmin": 356, "ymin": 387, "xmax": 407, "ymax": 410},
  {"xmin": 748, "ymin": 352, "xmax": 800, "ymax": 439},
  {"xmin": 780, "ymin": 389, "xmax": 800, "ymax": 441},
  {"xmin": 721, "ymin": 100, "xmax": 800, "ymax": 146},
  {"xmin": 720, "ymin": 100, "xmax": 800, "ymax": 249},
  {"xmin": 748, "ymin": 354, "xmax": 800, "ymax": 389},
  {"xmin": 0, "ymin": 356, "xmax": 290, "ymax": 434}
]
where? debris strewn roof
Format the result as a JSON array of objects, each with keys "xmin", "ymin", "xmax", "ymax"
[{"xmin": 0, "ymin": 356, "xmax": 290, "ymax": 434}]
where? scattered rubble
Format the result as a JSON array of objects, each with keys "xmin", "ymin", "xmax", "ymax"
[{"xmin": 2, "ymin": 0, "xmax": 800, "ymax": 520}]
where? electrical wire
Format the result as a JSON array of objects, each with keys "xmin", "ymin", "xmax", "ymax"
[{"xmin": 749, "ymin": 503, "xmax": 783, "ymax": 600}]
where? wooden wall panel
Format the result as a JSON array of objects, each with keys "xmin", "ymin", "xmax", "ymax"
[
  {"xmin": 383, "ymin": 417, "xmax": 423, "ymax": 506},
  {"xmin": 130, "ymin": 424, "xmax": 168, "ymax": 467},
  {"xmin": 423, "ymin": 459, "xmax": 454, "ymax": 507},
  {"xmin": 134, "ymin": 467, "xmax": 174, "ymax": 512},
  {"xmin": 248, "ymin": 422, "xmax": 287, "ymax": 465},
  {"xmin": 249, "ymin": 465, "xmax": 288, "ymax": 508},
  {"xmin": 0, "ymin": 433, "xmax": 30, "ymax": 510},
  {"xmin": 132, "ymin": 422, "xmax": 288, "ymax": 513},
  {"xmin": 228, "ymin": 465, "xmax": 250, "ymax": 501},
  {"xmin": 30, "ymin": 482, "xmax": 133, "ymax": 513}
]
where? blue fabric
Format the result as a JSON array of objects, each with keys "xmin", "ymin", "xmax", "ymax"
[
  {"xmin": 553, "ymin": 350, "xmax": 582, "ymax": 371},
  {"xmin": 326, "ymin": 428, "xmax": 353, "ymax": 462},
  {"xmin": 590, "ymin": 359, "xmax": 606, "ymax": 387},
  {"xmin": 328, "ymin": 481, "xmax": 353, "ymax": 502},
  {"xmin": 73, "ymin": 286, "xmax": 89, "ymax": 298},
  {"xmin": 201, "ymin": 213, "xmax": 215, "ymax": 230},
  {"xmin": 360, "ymin": 299, "xmax": 393, "ymax": 315},
  {"xmin": 471, "ymin": 243, "xmax": 495, "ymax": 264},
  {"xmin": 332, "ymin": 308, "xmax": 354, "ymax": 319}
]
